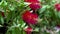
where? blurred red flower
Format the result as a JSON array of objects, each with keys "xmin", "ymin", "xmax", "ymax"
[
  {"xmin": 22, "ymin": 10, "xmax": 38, "ymax": 25},
  {"xmin": 55, "ymin": 3, "xmax": 60, "ymax": 11},
  {"xmin": 24, "ymin": 0, "xmax": 40, "ymax": 3},
  {"xmin": 29, "ymin": 3, "xmax": 42, "ymax": 11},
  {"xmin": 24, "ymin": 27, "xmax": 33, "ymax": 34}
]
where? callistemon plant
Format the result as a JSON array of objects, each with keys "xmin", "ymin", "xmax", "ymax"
[{"xmin": 0, "ymin": 0, "xmax": 60, "ymax": 34}]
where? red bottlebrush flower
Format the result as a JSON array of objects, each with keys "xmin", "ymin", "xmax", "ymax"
[
  {"xmin": 22, "ymin": 10, "xmax": 38, "ymax": 25},
  {"xmin": 55, "ymin": 3, "xmax": 60, "ymax": 11},
  {"xmin": 24, "ymin": 0, "xmax": 40, "ymax": 3},
  {"xmin": 29, "ymin": 3, "xmax": 42, "ymax": 11},
  {"xmin": 24, "ymin": 27, "xmax": 33, "ymax": 34}
]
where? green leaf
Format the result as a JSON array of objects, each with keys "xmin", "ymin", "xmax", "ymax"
[
  {"xmin": 0, "ymin": 16, "xmax": 4, "ymax": 24},
  {"xmin": 39, "ymin": 5, "xmax": 47, "ymax": 14},
  {"xmin": 58, "ymin": 12, "xmax": 60, "ymax": 18}
]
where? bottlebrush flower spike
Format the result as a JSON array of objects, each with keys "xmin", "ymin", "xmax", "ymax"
[
  {"xmin": 24, "ymin": 0, "xmax": 40, "ymax": 3},
  {"xmin": 22, "ymin": 10, "xmax": 38, "ymax": 25},
  {"xmin": 29, "ymin": 3, "xmax": 42, "ymax": 11},
  {"xmin": 55, "ymin": 3, "xmax": 60, "ymax": 11},
  {"xmin": 24, "ymin": 27, "xmax": 33, "ymax": 34}
]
